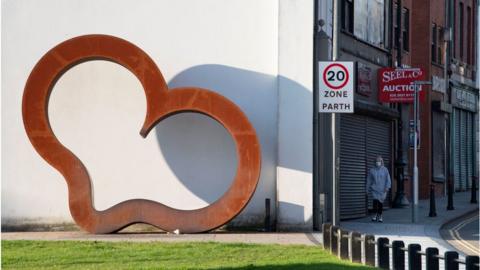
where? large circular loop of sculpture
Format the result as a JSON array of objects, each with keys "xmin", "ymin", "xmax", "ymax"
[{"xmin": 22, "ymin": 35, "xmax": 261, "ymax": 234}]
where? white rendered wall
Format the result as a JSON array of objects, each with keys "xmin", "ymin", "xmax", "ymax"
[
  {"xmin": 277, "ymin": 0, "xmax": 314, "ymax": 230},
  {"xmin": 2, "ymin": 0, "xmax": 279, "ymax": 226}
]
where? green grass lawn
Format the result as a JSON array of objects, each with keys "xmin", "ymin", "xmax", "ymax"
[{"xmin": 2, "ymin": 240, "xmax": 376, "ymax": 270}]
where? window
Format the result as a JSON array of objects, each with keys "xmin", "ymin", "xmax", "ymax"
[
  {"xmin": 432, "ymin": 111, "xmax": 447, "ymax": 182},
  {"xmin": 467, "ymin": 6, "xmax": 472, "ymax": 64},
  {"xmin": 438, "ymin": 27, "xmax": 443, "ymax": 64},
  {"xmin": 402, "ymin": 8, "xmax": 409, "ymax": 51},
  {"xmin": 459, "ymin": 2, "xmax": 464, "ymax": 59},
  {"xmin": 341, "ymin": 0, "xmax": 354, "ymax": 34},
  {"xmin": 342, "ymin": 0, "xmax": 386, "ymax": 48},
  {"xmin": 432, "ymin": 23, "xmax": 437, "ymax": 62},
  {"xmin": 432, "ymin": 24, "xmax": 443, "ymax": 65},
  {"xmin": 453, "ymin": 0, "xmax": 457, "ymax": 58},
  {"xmin": 473, "ymin": 6, "xmax": 476, "ymax": 66},
  {"xmin": 394, "ymin": 3, "xmax": 399, "ymax": 48}
]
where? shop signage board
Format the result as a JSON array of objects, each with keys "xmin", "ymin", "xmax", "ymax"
[
  {"xmin": 318, "ymin": 61, "xmax": 354, "ymax": 113},
  {"xmin": 451, "ymin": 87, "xmax": 478, "ymax": 112},
  {"xmin": 378, "ymin": 67, "xmax": 426, "ymax": 103}
]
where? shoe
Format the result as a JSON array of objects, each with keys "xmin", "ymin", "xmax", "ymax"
[
  {"xmin": 378, "ymin": 215, "xmax": 383, "ymax": 222},
  {"xmin": 371, "ymin": 215, "xmax": 378, "ymax": 222}
]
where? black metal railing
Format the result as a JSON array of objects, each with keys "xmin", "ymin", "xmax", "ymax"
[{"xmin": 322, "ymin": 223, "xmax": 480, "ymax": 270}]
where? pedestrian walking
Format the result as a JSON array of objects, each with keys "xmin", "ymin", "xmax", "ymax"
[{"xmin": 366, "ymin": 156, "xmax": 391, "ymax": 222}]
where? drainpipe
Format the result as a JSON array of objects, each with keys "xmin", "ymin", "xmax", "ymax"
[{"xmin": 393, "ymin": 0, "xmax": 410, "ymax": 208}]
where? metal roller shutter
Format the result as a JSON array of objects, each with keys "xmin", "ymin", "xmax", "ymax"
[
  {"xmin": 453, "ymin": 109, "xmax": 462, "ymax": 191},
  {"xmin": 366, "ymin": 118, "xmax": 392, "ymax": 209},
  {"xmin": 339, "ymin": 114, "xmax": 392, "ymax": 219},
  {"xmin": 466, "ymin": 112, "xmax": 473, "ymax": 190},
  {"xmin": 339, "ymin": 114, "xmax": 367, "ymax": 219},
  {"xmin": 460, "ymin": 110, "xmax": 468, "ymax": 191}
]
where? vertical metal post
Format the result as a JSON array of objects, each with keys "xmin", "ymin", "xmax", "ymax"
[
  {"xmin": 392, "ymin": 241, "xmax": 405, "ymax": 270},
  {"xmin": 312, "ymin": 0, "xmax": 320, "ymax": 231},
  {"xmin": 426, "ymin": 247, "xmax": 439, "ymax": 270},
  {"xmin": 377, "ymin": 237, "xmax": 390, "ymax": 269},
  {"xmin": 264, "ymin": 198, "xmax": 271, "ymax": 231},
  {"xmin": 471, "ymin": 176, "xmax": 478, "ymax": 203},
  {"xmin": 331, "ymin": 0, "xmax": 340, "ymax": 226},
  {"xmin": 447, "ymin": 0, "xmax": 455, "ymax": 211},
  {"xmin": 445, "ymin": 251, "xmax": 459, "ymax": 270},
  {"xmin": 413, "ymin": 82, "xmax": 419, "ymax": 223},
  {"xmin": 429, "ymin": 184, "xmax": 437, "ymax": 217},
  {"xmin": 408, "ymin": 244, "xmax": 421, "ymax": 270}
]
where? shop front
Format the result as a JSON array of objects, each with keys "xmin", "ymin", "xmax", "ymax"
[{"xmin": 451, "ymin": 86, "xmax": 478, "ymax": 191}]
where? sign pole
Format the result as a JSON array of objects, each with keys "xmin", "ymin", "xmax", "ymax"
[
  {"xmin": 411, "ymin": 80, "xmax": 431, "ymax": 223},
  {"xmin": 332, "ymin": 0, "xmax": 339, "ymax": 226},
  {"xmin": 412, "ymin": 81, "xmax": 418, "ymax": 223}
]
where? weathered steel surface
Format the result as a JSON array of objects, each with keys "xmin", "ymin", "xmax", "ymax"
[{"xmin": 22, "ymin": 35, "xmax": 261, "ymax": 234}]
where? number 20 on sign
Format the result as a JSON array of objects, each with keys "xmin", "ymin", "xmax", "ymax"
[{"xmin": 318, "ymin": 62, "xmax": 354, "ymax": 113}]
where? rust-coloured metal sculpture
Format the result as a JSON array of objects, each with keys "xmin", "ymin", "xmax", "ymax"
[{"xmin": 22, "ymin": 35, "xmax": 261, "ymax": 234}]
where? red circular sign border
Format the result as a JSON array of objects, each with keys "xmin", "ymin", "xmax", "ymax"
[{"xmin": 322, "ymin": 63, "xmax": 349, "ymax": 90}]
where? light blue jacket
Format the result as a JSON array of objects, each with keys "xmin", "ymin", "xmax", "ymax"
[{"xmin": 366, "ymin": 166, "xmax": 391, "ymax": 203}]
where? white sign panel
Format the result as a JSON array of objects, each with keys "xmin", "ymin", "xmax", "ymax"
[{"xmin": 318, "ymin": 61, "xmax": 354, "ymax": 113}]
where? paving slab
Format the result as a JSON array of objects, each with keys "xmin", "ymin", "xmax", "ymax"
[{"xmin": 1, "ymin": 231, "xmax": 324, "ymax": 246}]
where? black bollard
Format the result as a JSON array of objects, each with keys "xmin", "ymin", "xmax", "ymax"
[
  {"xmin": 466, "ymin": 255, "xmax": 480, "ymax": 270},
  {"xmin": 447, "ymin": 177, "xmax": 455, "ymax": 210},
  {"xmin": 471, "ymin": 176, "xmax": 478, "ymax": 204},
  {"xmin": 264, "ymin": 198, "xmax": 271, "ymax": 232},
  {"xmin": 392, "ymin": 240, "xmax": 405, "ymax": 270},
  {"xmin": 429, "ymin": 184, "xmax": 437, "ymax": 217},
  {"xmin": 408, "ymin": 244, "xmax": 421, "ymax": 270},
  {"xmin": 426, "ymin": 247, "xmax": 439, "ymax": 270},
  {"xmin": 445, "ymin": 251, "xmax": 459, "ymax": 270},
  {"xmin": 377, "ymin": 237, "xmax": 390, "ymax": 269}
]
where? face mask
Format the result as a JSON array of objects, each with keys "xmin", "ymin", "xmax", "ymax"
[{"xmin": 376, "ymin": 161, "xmax": 382, "ymax": 167}]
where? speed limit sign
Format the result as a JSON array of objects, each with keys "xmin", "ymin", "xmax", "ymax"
[{"xmin": 318, "ymin": 62, "xmax": 354, "ymax": 113}]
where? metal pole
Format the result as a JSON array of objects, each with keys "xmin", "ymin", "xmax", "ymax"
[
  {"xmin": 332, "ymin": 0, "xmax": 340, "ymax": 226},
  {"xmin": 312, "ymin": 0, "xmax": 320, "ymax": 231},
  {"xmin": 413, "ymin": 81, "xmax": 419, "ymax": 223}
]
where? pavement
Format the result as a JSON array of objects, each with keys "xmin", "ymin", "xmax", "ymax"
[
  {"xmin": 341, "ymin": 191, "xmax": 479, "ymax": 268},
  {"xmin": 2, "ymin": 231, "xmax": 324, "ymax": 246},
  {"xmin": 2, "ymin": 191, "xmax": 477, "ymax": 268}
]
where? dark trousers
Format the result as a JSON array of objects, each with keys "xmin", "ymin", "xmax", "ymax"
[{"xmin": 373, "ymin": 199, "xmax": 383, "ymax": 216}]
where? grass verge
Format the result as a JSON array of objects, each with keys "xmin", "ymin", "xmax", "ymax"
[{"xmin": 2, "ymin": 240, "xmax": 376, "ymax": 269}]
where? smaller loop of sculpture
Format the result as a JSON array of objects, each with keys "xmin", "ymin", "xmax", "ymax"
[{"xmin": 22, "ymin": 35, "xmax": 261, "ymax": 234}]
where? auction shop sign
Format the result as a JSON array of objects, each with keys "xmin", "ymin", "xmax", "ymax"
[
  {"xmin": 378, "ymin": 67, "xmax": 426, "ymax": 103},
  {"xmin": 318, "ymin": 62, "xmax": 354, "ymax": 113}
]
